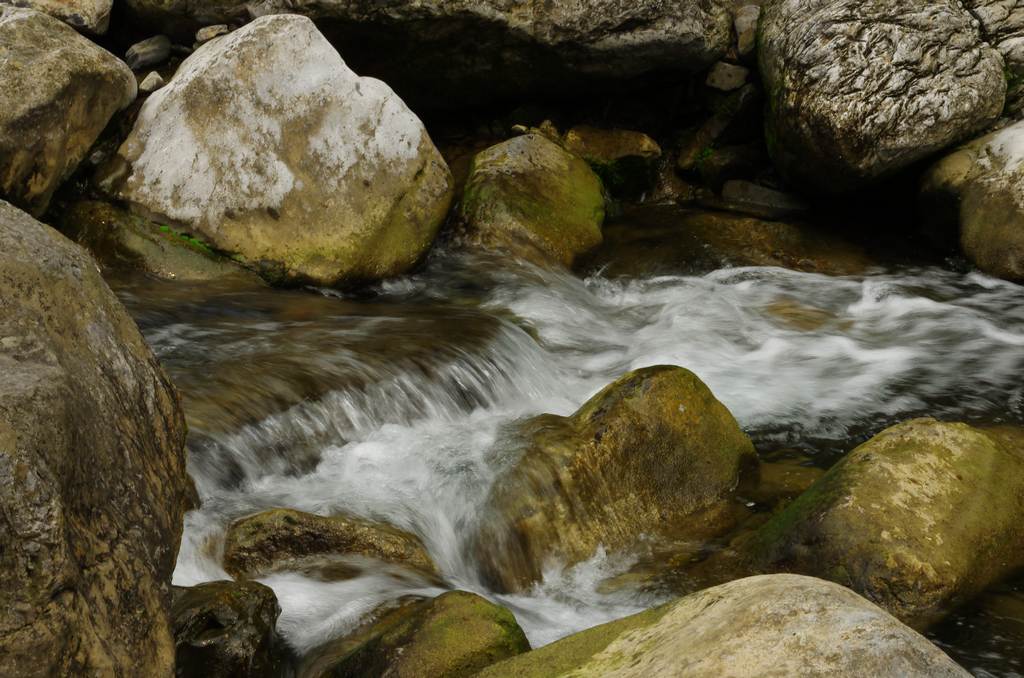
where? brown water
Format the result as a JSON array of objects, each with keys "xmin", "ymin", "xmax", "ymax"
[{"xmin": 113, "ymin": 208, "xmax": 1024, "ymax": 673}]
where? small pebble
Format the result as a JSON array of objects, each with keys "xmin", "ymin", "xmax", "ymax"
[
  {"xmin": 139, "ymin": 71, "xmax": 165, "ymax": 94},
  {"xmin": 706, "ymin": 61, "xmax": 750, "ymax": 92},
  {"xmin": 195, "ymin": 24, "xmax": 230, "ymax": 44}
]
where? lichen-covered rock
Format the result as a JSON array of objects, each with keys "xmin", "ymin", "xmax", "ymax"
[
  {"xmin": 472, "ymin": 365, "xmax": 756, "ymax": 592},
  {"xmin": 60, "ymin": 200, "xmax": 261, "ymax": 282},
  {"xmin": 0, "ymin": 200, "xmax": 194, "ymax": 676},
  {"xmin": 0, "ymin": 7, "xmax": 135, "ymax": 215},
  {"xmin": 172, "ymin": 580, "xmax": 287, "ymax": 678},
  {"xmin": 300, "ymin": 591, "xmax": 530, "ymax": 678},
  {"xmin": 457, "ymin": 133, "xmax": 605, "ymax": 268},
  {"xmin": 223, "ymin": 508, "xmax": 438, "ymax": 580},
  {"xmin": 120, "ymin": 0, "xmax": 732, "ymax": 109},
  {"xmin": 561, "ymin": 126, "xmax": 662, "ymax": 197},
  {"xmin": 759, "ymin": 0, "xmax": 1005, "ymax": 193},
  {"xmin": 477, "ymin": 575, "xmax": 969, "ymax": 678},
  {"xmin": 112, "ymin": 14, "xmax": 453, "ymax": 286},
  {"xmin": 920, "ymin": 121, "xmax": 1024, "ymax": 281},
  {"xmin": 1, "ymin": 0, "xmax": 111, "ymax": 32},
  {"xmin": 966, "ymin": 1, "xmax": 1024, "ymax": 115},
  {"xmin": 739, "ymin": 419, "xmax": 1024, "ymax": 628}
]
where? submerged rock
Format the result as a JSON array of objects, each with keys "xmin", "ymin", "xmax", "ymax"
[
  {"xmin": 172, "ymin": 580, "xmax": 287, "ymax": 678},
  {"xmin": 457, "ymin": 133, "xmax": 605, "ymax": 268},
  {"xmin": 759, "ymin": 0, "xmax": 1005, "ymax": 193},
  {"xmin": 5, "ymin": 0, "xmax": 111, "ymax": 32},
  {"xmin": 0, "ymin": 200, "xmax": 194, "ymax": 675},
  {"xmin": 920, "ymin": 121, "xmax": 1024, "ymax": 281},
  {"xmin": 738, "ymin": 419, "xmax": 1024, "ymax": 628},
  {"xmin": 112, "ymin": 14, "xmax": 453, "ymax": 287},
  {"xmin": 300, "ymin": 591, "xmax": 530, "ymax": 678},
  {"xmin": 478, "ymin": 574, "xmax": 969, "ymax": 677},
  {"xmin": 120, "ymin": 0, "xmax": 732, "ymax": 109},
  {"xmin": 59, "ymin": 200, "xmax": 260, "ymax": 282},
  {"xmin": 0, "ymin": 7, "xmax": 135, "ymax": 215},
  {"xmin": 561, "ymin": 125, "xmax": 662, "ymax": 198},
  {"xmin": 472, "ymin": 365, "xmax": 756, "ymax": 592},
  {"xmin": 223, "ymin": 508, "xmax": 438, "ymax": 580}
]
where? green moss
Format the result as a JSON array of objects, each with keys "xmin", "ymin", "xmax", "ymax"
[{"xmin": 156, "ymin": 224, "xmax": 216, "ymax": 256}]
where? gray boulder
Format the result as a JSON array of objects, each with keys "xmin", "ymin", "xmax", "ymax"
[
  {"xmin": 0, "ymin": 200, "xmax": 194, "ymax": 676},
  {"xmin": 0, "ymin": 7, "xmax": 136, "ymax": 215},
  {"xmin": 0, "ymin": 0, "xmax": 112, "ymax": 32},
  {"xmin": 966, "ymin": 1, "xmax": 1024, "ymax": 115},
  {"xmin": 759, "ymin": 0, "xmax": 1005, "ymax": 193}
]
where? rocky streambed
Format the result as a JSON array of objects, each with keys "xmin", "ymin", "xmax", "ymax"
[{"xmin": 3, "ymin": 0, "xmax": 1024, "ymax": 676}]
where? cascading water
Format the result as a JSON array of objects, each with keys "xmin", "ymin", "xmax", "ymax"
[{"xmin": 115, "ymin": 241, "xmax": 1024, "ymax": 674}]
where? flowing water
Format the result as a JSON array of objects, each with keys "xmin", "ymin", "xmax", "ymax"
[{"xmin": 113, "ymin": 208, "xmax": 1024, "ymax": 675}]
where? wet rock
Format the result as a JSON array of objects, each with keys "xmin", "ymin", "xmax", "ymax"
[
  {"xmin": 111, "ymin": 14, "xmax": 453, "ymax": 287},
  {"xmin": 477, "ymin": 575, "xmax": 969, "ymax": 677},
  {"xmin": 472, "ymin": 365, "xmax": 757, "ymax": 592},
  {"xmin": 965, "ymin": 1, "xmax": 1024, "ymax": 115},
  {"xmin": 0, "ymin": 200, "xmax": 194, "ymax": 675},
  {"xmin": 195, "ymin": 23, "xmax": 229, "ymax": 43},
  {"xmin": 223, "ymin": 508, "xmax": 438, "ymax": 580},
  {"xmin": 705, "ymin": 61, "xmax": 749, "ymax": 91},
  {"xmin": 139, "ymin": 70, "xmax": 166, "ymax": 93},
  {"xmin": 693, "ymin": 144, "xmax": 765, "ymax": 189},
  {"xmin": 734, "ymin": 4, "xmax": 760, "ymax": 59},
  {"xmin": 457, "ymin": 133, "xmax": 605, "ymax": 268},
  {"xmin": 677, "ymin": 84, "xmax": 760, "ymax": 172},
  {"xmin": 59, "ymin": 200, "xmax": 261, "ymax": 282},
  {"xmin": 710, "ymin": 179, "xmax": 810, "ymax": 219},
  {"xmin": 300, "ymin": 591, "xmax": 530, "ymax": 678},
  {"xmin": 172, "ymin": 580, "xmax": 287, "ymax": 678},
  {"xmin": 583, "ymin": 205, "xmax": 870, "ymax": 277},
  {"xmin": 5, "ymin": 0, "xmax": 111, "ymax": 32},
  {"xmin": 126, "ymin": 34, "xmax": 171, "ymax": 70},
  {"xmin": 920, "ymin": 121, "xmax": 1024, "ymax": 281},
  {"xmin": 738, "ymin": 419, "xmax": 1024, "ymax": 628},
  {"xmin": 0, "ymin": 7, "xmax": 135, "ymax": 215},
  {"xmin": 120, "ymin": 0, "xmax": 732, "ymax": 110},
  {"xmin": 760, "ymin": 0, "xmax": 1005, "ymax": 193},
  {"xmin": 561, "ymin": 125, "xmax": 662, "ymax": 198}
]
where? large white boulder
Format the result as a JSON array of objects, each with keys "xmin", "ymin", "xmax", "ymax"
[{"xmin": 112, "ymin": 14, "xmax": 453, "ymax": 286}]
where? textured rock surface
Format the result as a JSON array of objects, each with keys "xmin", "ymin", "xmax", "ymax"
[
  {"xmin": 966, "ymin": 1, "xmax": 1024, "ymax": 114},
  {"xmin": 0, "ymin": 200, "xmax": 193, "ymax": 676},
  {"xmin": 472, "ymin": 365, "xmax": 756, "ymax": 592},
  {"xmin": 760, "ymin": 0, "xmax": 1005, "ymax": 193},
  {"xmin": 0, "ymin": 7, "xmax": 135, "ymax": 215},
  {"xmin": 300, "ymin": 591, "xmax": 530, "ymax": 678},
  {"xmin": 172, "ymin": 580, "xmax": 286, "ymax": 678},
  {"xmin": 223, "ymin": 508, "xmax": 437, "ymax": 580},
  {"xmin": 120, "ymin": 0, "xmax": 732, "ymax": 108},
  {"xmin": 740, "ymin": 419, "xmax": 1024, "ymax": 628},
  {"xmin": 457, "ymin": 133, "xmax": 605, "ymax": 268},
  {"xmin": 113, "ymin": 14, "xmax": 453, "ymax": 286},
  {"xmin": 921, "ymin": 120, "xmax": 1024, "ymax": 281},
  {"xmin": 478, "ymin": 575, "xmax": 970, "ymax": 677},
  {"xmin": 0, "ymin": 0, "xmax": 111, "ymax": 32}
]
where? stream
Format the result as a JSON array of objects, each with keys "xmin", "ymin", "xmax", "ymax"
[{"xmin": 112, "ymin": 208, "xmax": 1024, "ymax": 676}]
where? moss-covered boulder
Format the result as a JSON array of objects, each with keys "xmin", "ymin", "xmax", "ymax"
[
  {"xmin": 60, "ymin": 200, "xmax": 261, "ymax": 282},
  {"xmin": 299, "ymin": 591, "xmax": 529, "ymax": 678},
  {"xmin": 472, "ymin": 365, "xmax": 756, "ymax": 592},
  {"xmin": 223, "ymin": 508, "xmax": 438, "ymax": 580},
  {"xmin": 561, "ymin": 126, "xmax": 662, "ymax": 198},
  {"xmin": 920, "ymin": 121, "xmax": 1024, "ymax": 281},
  {"xmin": 172, "ymin": 580, "xmax": 288, "ymax": 677},
  {"xmin": 0, "ymin": 7, "xmax": 135, "ymax": 215},
  {"xmin": 457, "ymin": 133, "xmax": 605, "ymax": 268},
  {"xmin": 477, "ymin": 574, "xmax": 969, "ymax": 677},
  {"xmin": 111, "ymin": 14, "xmax": 453, "ymax": 287},
  {"xmin": 738, "ymin": 419, "xmax": 1024, "ymax": 628}
]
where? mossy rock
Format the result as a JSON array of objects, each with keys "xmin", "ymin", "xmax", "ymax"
[
  {"xmin": 471, "ymin": 365, "xmax": 757, "ymax": 592},
  {"xmin": 477, "ymin": 575, "xmax": 969, "ymax": 677},
  {"xmin": 561, "ymin": 125, "xmax": 661, "ymax": 198},
  {"xmin": 299, "ymin": 591, "xmax": 530, "ymax": 678},
  {"xmin": 223, "ymin": 508, "xmax": 438, "ymax": 581},
  {"xmin": 457, "ymin": 133, "xmax": 605, "ymax": 268},
  {"xmin": 59, "ymin": 200, "xmax": 260, "ymax": 282},
  {"xmin": 739, "ymin": 418, "xmax": 1024, "ymax": 628},
  {"xmin": 172, "ymin": 580, "xmax": 288, "ymax": 677}
]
